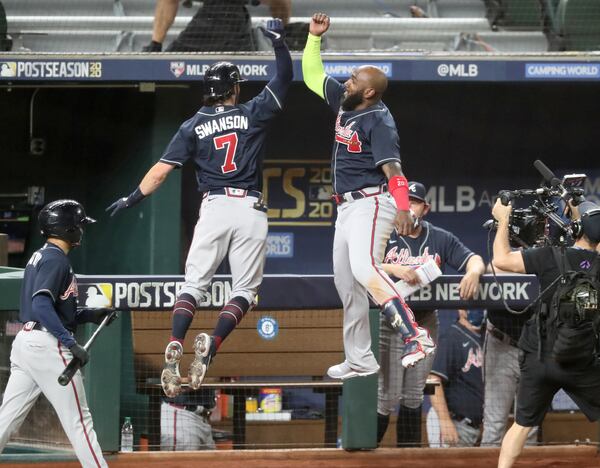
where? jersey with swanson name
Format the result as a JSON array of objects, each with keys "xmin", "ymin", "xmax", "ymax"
[{"xmin": 159, "ymin": 85, "xmax": 283, "ymax": 192}]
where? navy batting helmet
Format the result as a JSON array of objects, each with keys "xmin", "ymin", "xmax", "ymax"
[
  {"xmin": 203, "ymin": 62, "xmax": 246, "ymax": 103},
  {"xmin": 39, "ymin": 199, "xmax": 96, "ymax": 246}
]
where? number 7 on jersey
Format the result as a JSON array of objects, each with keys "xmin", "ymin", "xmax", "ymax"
[{"xmin": 213, "ymin": 133, "xmax": 239, "ymax": 174}]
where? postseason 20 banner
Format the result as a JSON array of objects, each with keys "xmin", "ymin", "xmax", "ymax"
[
  {"xmin": 1, "ymin": 57, "xmax": 600, "ymax": 82},
  {"xmin": 76, "ymin": 274, "xmax": 539, "ymax": 311}
]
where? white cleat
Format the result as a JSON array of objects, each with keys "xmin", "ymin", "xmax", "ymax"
[
  {"xmin": 161, "ymin": 341, "xmax": 183, "ymax": 398},
  {"xmin": 401, "ymin": 328, "xmax": 436, "ymax": 368},
  {"xmin": 327, "ymin": 361, "xmax": 380, "ymax": 380},
  {"xmin": 189, "ymin": 333, "xmax": 214, "ymax": 390}
]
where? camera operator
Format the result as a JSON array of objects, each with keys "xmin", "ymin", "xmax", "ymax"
[{"xmin": 492, "ymin": 199, "xmax": 600, "ymax": 468}]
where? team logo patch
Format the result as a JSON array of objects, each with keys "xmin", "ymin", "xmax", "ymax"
[
  {"xmin": 60, "ymin": 276, "xmax": 79, "ymax": 300},
  {"xmin": 0, "ymin": 62, "xmax": 16, "ymax": 78},
  {"xmin": 580, "ymin": 260, "xmax": 591, "ymax": 269},
  {"xmin": 170, "ymin": 61, "xmax": 186, "ymax": 78},
  {"xmin": 257, "ymin": 316, "xmax": 279, "ymax": 340},
  {"xmin": 334, "ymin": 115, "xmax": 362, "ymax": 153},
  {"xmin": 80, "ymin": 283, "xmax": 113, "ymax": 308}
]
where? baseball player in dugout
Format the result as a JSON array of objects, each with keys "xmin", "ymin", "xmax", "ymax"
[
  {"xmin": 377, "ymin": 181, "xmax": 485, "ymax": 446},
  {"xmin": 107, "ymin": 19, "xmax": 292, "ymax": 398},
  {"xmin": 0, "ymin": 200, "xmax": 115, "ymax": 468},
  {"xmin": 302, "ymin": 13, "xmax": 437, "ymax": 382},
  {"xmin": 493, "ymin": 199, "xmax": 600, "ymax": 468}
]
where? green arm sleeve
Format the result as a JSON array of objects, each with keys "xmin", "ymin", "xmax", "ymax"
[{"xmin": 302, "ymin": 33, "xmax": 327, "ymax": 99}]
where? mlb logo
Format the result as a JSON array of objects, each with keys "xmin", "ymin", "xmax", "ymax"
[
  {"xmin": 80, "ymin": 283, "xmax": 113, "ymax": 308},
  {"xmin": 0, "ymin": 62, "xmax": 17, "ymax": 78},
  {"xmin": 170, "ymin": 61, "xmax": 185, "ymax": 78}
]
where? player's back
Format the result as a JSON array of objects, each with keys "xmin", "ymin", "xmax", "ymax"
[{"xmin": 160, "ymin": 86, "xmax": 283, "ymax": 193}]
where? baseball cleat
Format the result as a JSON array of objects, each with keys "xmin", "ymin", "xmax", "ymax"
[
  {"xmin": 161, "ymin": 341, "xmax": 183, "ymax": 398},
  {"xmin": 189, "ymin": 333, "xmax": 215, "ymax": 390},
  {"xmin": 401, "ymin": 328, "xmax": 435, "ymax": 368},
  {"xmin": 327, "ymin": 361, "xmax": 380, "ymax": 380}
]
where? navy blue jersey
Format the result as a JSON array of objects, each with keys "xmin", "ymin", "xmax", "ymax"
[
  {"xmin": 383, "ymin": 221, "xmax": 474, "ymax": 274},
  {"xmin": 431, "ymin": 322, "xmax": 484, "ymax": 424},
  {"xmin": 323, "ymin": 77, "xmax": 401, "ymax": 194},
  {"xmin": 159, "ymin": 85, "xmax": 283, "ymax": 192},
  {"xmin": 20, "ymin": 243, "xmax": 78, "ymax": 332}
]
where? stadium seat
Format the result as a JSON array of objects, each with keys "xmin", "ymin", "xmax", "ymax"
[{"xmin": 556, "ymin": 0, "xmax": 600, "ymax": 51}]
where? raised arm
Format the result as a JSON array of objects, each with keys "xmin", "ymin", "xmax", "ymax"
[
  {"xmin": 491, "ymin": 199, "xmax": 526, "ymax": 273},
  {"xmin": 302, "ymin": 13, "xmax": 330, "ymax": 99},
  {"xmin": 261, "ymin": 19, "xmax": 293, "ymax": 99}
]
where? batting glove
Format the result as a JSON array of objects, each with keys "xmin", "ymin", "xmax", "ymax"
[
  {"xmin": 106, "ymin": 187, "xmax": 146, "ymax": 217},
  {"xmin": 69, "ymin": 343, "xmax": 90, "ymax": 366},
  {"xmin": 259, "ymin": 18, "xmax": 285, "ymax": 47}
]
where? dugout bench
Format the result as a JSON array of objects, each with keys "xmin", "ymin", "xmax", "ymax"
[
  {"xmin": 132, "ymin": 308, "xmax": 346, "ymax": 449},
  {"xmin": 131, "ymin": 308, "xmax": 438, "ymax": 449}
]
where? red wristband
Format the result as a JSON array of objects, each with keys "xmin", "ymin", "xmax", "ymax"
[{"xmin": 389, "ymin": 175, "xmax": 409, "ymax": 211}]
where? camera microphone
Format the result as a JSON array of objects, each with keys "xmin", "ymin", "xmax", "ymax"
[{"xmin": 533, "ymin": 159, "xmax": 562, "ymax": 187}]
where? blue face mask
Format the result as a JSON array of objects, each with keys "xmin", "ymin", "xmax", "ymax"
[{"xmin": 467, "ymin": 309, "xmax": 485, "ymax": 328}]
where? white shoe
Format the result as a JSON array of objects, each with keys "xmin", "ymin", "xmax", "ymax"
[
  {"xmin": 189, "ymin": 333, "xmax": 214, "ymax": 390},
  {"xmin": 161, "ymin": 341, "xmax": 183, "ymax": 398},
  {"xmin": 327, "ymin": 361, "xmax": 380, "ymax": 380},
  {"xmin": 401, "ymin": 328, "xmax": 436, "ymax": 368}
]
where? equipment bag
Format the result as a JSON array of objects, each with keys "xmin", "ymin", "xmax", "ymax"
[{"xmin": 549, "ymin": 247, "xmax": 600, "ymax": 365}]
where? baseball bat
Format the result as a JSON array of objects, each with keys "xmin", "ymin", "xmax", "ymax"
[{"xmin": 58, "ymin": 310, "xmax": 117, "ymax": 386}]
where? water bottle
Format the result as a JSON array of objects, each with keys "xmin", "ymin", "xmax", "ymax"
[{"xmin": 120, "ymin": 417, "xmax": 134, "ymax": 452}]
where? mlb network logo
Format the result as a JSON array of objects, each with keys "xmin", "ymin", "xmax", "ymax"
[
  {"xmin": 79, "ymin": 283, "xmax": 113, "ymax": 308},
  {"xmin": 0, "ymin": 62, "xmax": 17, "ymax": 78}
]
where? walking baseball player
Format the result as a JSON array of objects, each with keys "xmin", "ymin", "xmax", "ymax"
[
  {"xmin": 302, "ymin": 13, "xmax": 435, "ymax": 381},
  {"xmin": 106, "ymin": 19, "xmax": 292, "ymax": 397},
  {"xmin": 0, "ymin": 200, "xmax": 113, "ymax": 468},
  {"xmin": 377, "ymin": 181, "xmax": 485, "ymax": 446}
]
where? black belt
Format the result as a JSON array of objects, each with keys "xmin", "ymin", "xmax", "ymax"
[
  {"xmin": 167, "ymin": 402, "xmax": 211, "ymax": 419},
  {"xmin": 204, "ymin": 187, "xmax": 262, "ymax": 199},
  {"xmin": 487, "ymin": 323, "xmax": 518, "ymax": 348},
  {"xmin": 332, "ymin": 185, "xmax": 388, "ymax": 205},
  {"xmin": 451, "ymin": 413, "xmax": 481, "ymax": 430}
]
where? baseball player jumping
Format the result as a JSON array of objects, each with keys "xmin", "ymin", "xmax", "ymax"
[
  {"xmin": 107, "ymin": 19, "xmax": 292, "ymax": 397},
  {"xmin": 0, "ymin": 200, "xmax": 113, "ymax": 467},
  {"xmin": 302, "ymin": 13, "xmax": 435, "ymax": 380}
]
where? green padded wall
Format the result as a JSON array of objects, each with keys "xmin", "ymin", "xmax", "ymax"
[{"xmin": 341, "ymin": 309, "xmax": 380, "ymax": 450}]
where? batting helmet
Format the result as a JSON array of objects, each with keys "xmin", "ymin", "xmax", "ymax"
[
  {"xmin": 39, "ymin": 199, "xmax": 96, "ymax": 246},
  {"xmin": 203, "ymin": 62, "xmax": 246, "ymax": 103}
]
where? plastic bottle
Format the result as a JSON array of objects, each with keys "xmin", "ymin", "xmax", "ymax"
[{"xmin": 120, "ymin": 417, "xmax": 134, "ymax": 452}]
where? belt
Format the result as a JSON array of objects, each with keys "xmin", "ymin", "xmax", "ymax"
[
  {"xmin": 203, "ymin": 187, "xmax": 262, "ymax": 199},
  {"xmin": 487, "ymin": 322, "xmax": 518, "ymax": 348},
  {"xmin": 167, "ymin": 402, "xmax": 211, "ymax": 419},
  {"xmin": 22, "ymin": 321, "xmax": 49, "ymax": 333},
  {"xmin": 332, "ymin": 184, "xmax": 388, "ymax": 205},
  {"xmin": 451, "ymin": 413, "xmax": 481, "ymax": 430}
]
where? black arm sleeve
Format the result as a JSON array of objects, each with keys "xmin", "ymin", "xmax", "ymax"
[{"xmin": 266, "ymin": 42, "xmax": 293, "ymax": 100}]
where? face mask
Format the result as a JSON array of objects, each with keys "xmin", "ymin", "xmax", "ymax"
[{"xmin": 467, "ymin": 309, "xmax": 485, "ymax": 328}]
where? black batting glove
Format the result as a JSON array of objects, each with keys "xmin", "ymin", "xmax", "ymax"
[
  {"xmin": 259, "ymin": 18, "xmax": 285, "ymax": 47},
  {"xmin": 106, "ymin": 187, "xmax": 146, "ymax": 217},
  {"xmin": 69, "ymin": 343, "xmax": 90, "ymax": 367}
]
